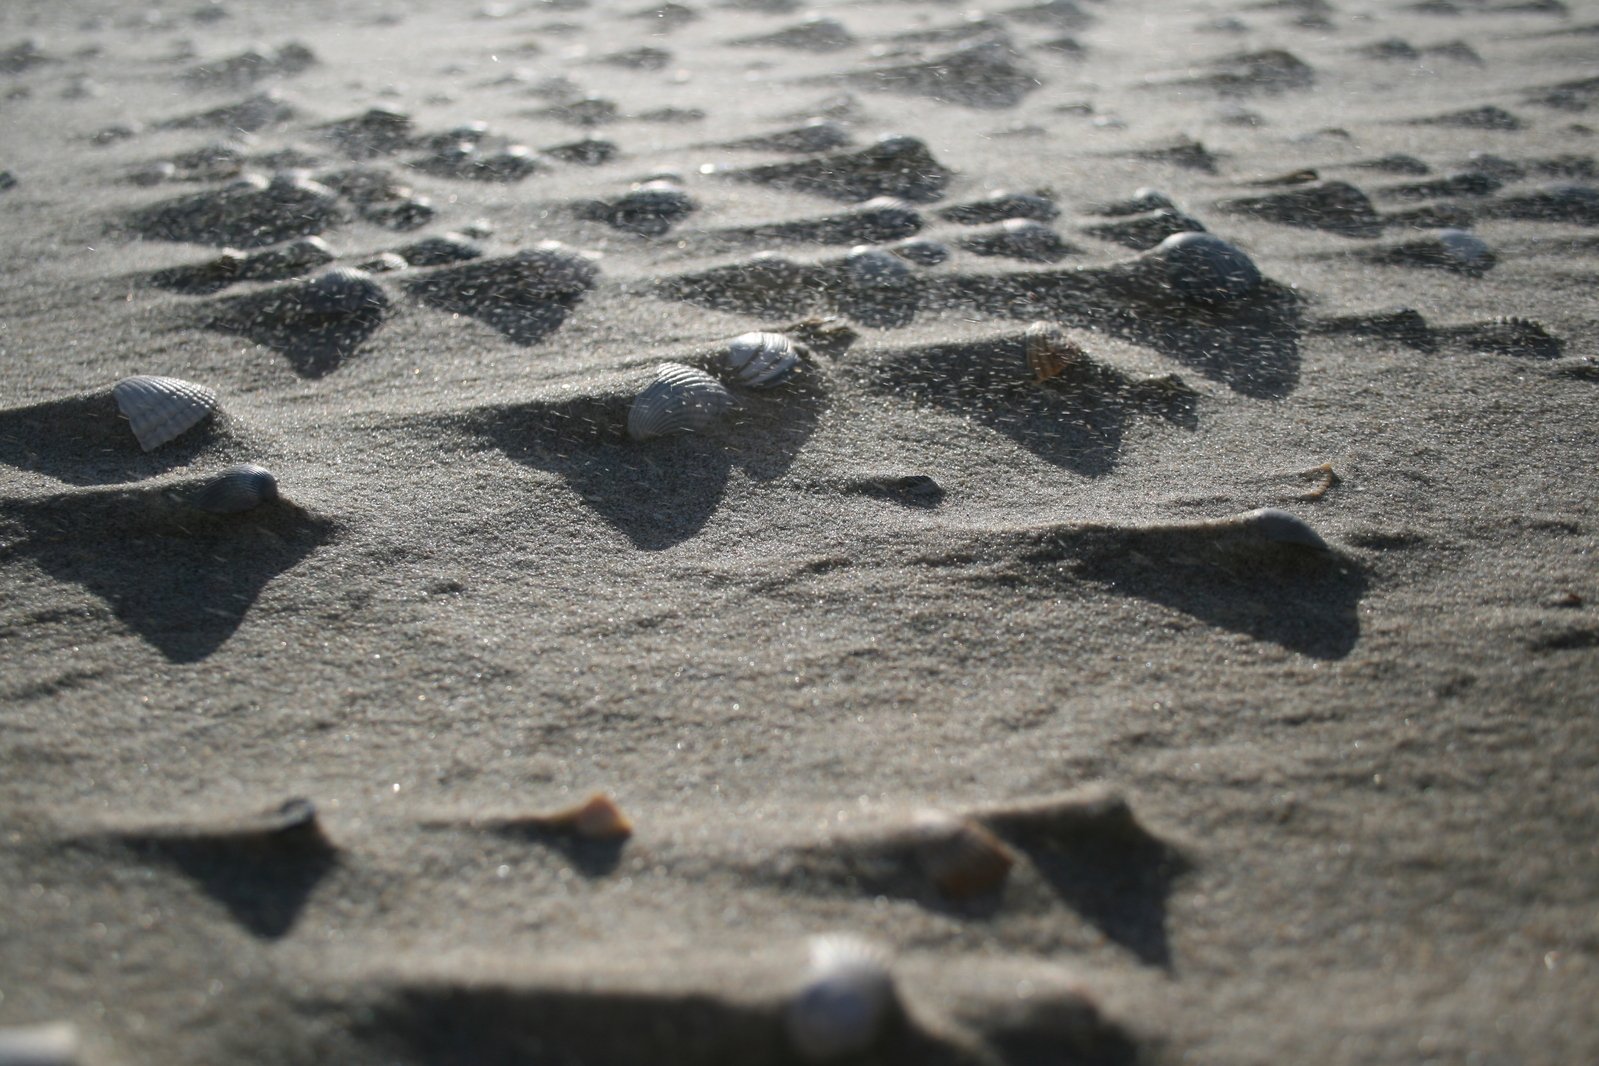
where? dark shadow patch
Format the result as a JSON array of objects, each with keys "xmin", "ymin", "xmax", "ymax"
[
  {"xmin": 0, "ymin": 391, "xmax": 238, "ymax": 486},
  {"xmin": 461, "ymin": 366, "xmax": 826, "ymax": 549},
  {"xmin": 839, "ymin": 473, "xmax": 945, "ymax": 508},
  {"xmin": 403, "ymin": 251, "xmax": 597, "ymax": 345},
  {"xmin": 87, "ymin": 799, "xmax": 336, "ymax": 939},
  {"xmin": 204, "ymin": 289, "xmax": 388, "ymax": 379},
  {"xmin": 975, "ymin": 994, "xmax": 1140, "ymax": 1066},
  {"xmin": 844, "ymin": 331, "xmax": 1195, "ymax": 478},
  {"xmin": 1004, "ymin": 522, "xmax": 1366, "ymax": 659},
  {"xmin": 1216, "ymin": 180, "xmax": 1382, "ymax": 237},
  {"xmin": 839, "ymin": 39, "xmax": 1044, "ymax": 110},
  {"xmin": 124, "ymin": 180, "xmax": 346, "ymax": 248},
  {"xmin": 350, "ymin": 977, "xmax": 970, "ymax": 1066},
  {"xmin": 482, "ymin": 826, "xmax": 627, "ymax": 877},
  {"xmin": 1147, "ymin": 48, "xmax": 1315, "ymax": 96},
  {"xmin": 977, "ymin": 792, "xmax": 1189, "ymax": 969},
  {"xmin": 1306, "ymin": 307, "xmax": 1435, "ymax": 351},
  {"xmin": 921, "ymin": 272, "xmax": 1304, "ymax": 399},
  {"xmin": 712, "ymin": 136, "xmax": 952, "ymax": 203},
  {"xmin": 0, "ymin": 491, "xmax": 337, "ymax": 663}
]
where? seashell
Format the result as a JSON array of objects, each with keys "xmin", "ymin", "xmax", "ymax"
[
  {"xmin": 956, "ymin": 218, "xmax": 1075, "ymax": 261},
  {"xmin": 357, "ymin": 251, "xmax": 410, "ymax": 273},
  {"xmin": 725, "ymin": 331, "xmax": 802, "ymax": 388},
  {"xmin": 1217, "ymin": 180, "xmax": 1381, "ymax": 236},
  {"xmin": 1144, "ymin": 231, "xmax": 1263, "ymax": 303},
  {"xmin": 1081, "ymin": 208, "xmax": 1208, "ymax": 251},
  {"xmin": 190, "ymin": 464, "xmax": 280, "ymax": 514},
  {"xmin": 1024, "ymin": 321, "xmax": 1087, "ymax": 383},
  {"xmin": 839, "ymin": 246, "xmax": 913, "ymax": 291},
  {"xmin": 714, "ymin": 118, "xmax": 852, "ymax": 154},
  {"xmin": 937, "ymin": 189, "xmax": 1060, "ymax": 225},
  {"xmin": 394, "ymin": 233, "xmax": 484, "ymax": 266},
  {"xmin": 884, "ymin": 237, "xmax": 950, "ymax": 266},
  {"xmin": 1211, "ymin": 507, "xmax": 1328, "ymax": 551},
  {"xmin": 627, "ymin": 363, "xmax": 735, "ymax": 441},
  {"xmin": 295, "ymin": 267, "xmax": 388, "ymax": 317},
  {"xmin": 112, "ymin": 375, "xmax": 219, "ymax": 451},
  {"xmin": 130, "ymin": 160, "xmax": 178, "ymax": 186},
  {"xmin": 536, "ymin": 793, "xmax": 634, "ymax": 841},
  {"xmin": 907, "ymin": 809, "xmax": 1017, "ymax": 899},
  {"xmin": 786, "ymin": 935, "xmax": 899, "ymax": 1062},
  {"xmin": 0, "ymin": 1022, "xmax": 80, "ymax": 1066},
  {"xmin": 1373, "ymin": 228, "xmax": 1496, "ymax": 275}
]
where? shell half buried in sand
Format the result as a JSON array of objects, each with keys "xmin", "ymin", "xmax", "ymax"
[
  {"xmin": 724, "ymin": 331, "xmax": 802, "ymax": 389},
  {"xmin": 786, "ymin": 934, "xmax": 899, "ymax": 1062},
  {"xmin": 111, "ymin": 374, "xmax": 219, "ymax": 451},
  {"xmin": 189, "ymin": 464, "xmax": 280, "ymax": 515},
  {"xmin": 1023, "ymin": 322, "xmax": 1088, "ymax": 383},
  {"xmin": 908, "ymin": 808, "xmax": 1018, "ymax": 900},
  {"xmin": 627, "ymin": 363, "xmax": 735, "ymax": 441}
]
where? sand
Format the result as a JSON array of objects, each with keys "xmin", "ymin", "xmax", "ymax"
[{"xmin": 1, "ymin": 0, "xmax": 1597, "ymax": 1063}]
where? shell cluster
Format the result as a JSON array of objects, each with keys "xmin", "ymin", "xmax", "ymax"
[
  {"xmin": 627, "ymin": 363, "xmax": 736, "ymax": 441},
  {"xmin": 112, "ymin": 375, "xmax": 219, "ymax": 451},
  {"xmin": 786, "ymin": 934, "xmax": 899, "ymax": 1062}
]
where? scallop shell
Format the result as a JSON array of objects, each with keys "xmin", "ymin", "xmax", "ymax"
[
  {"xmin": 112, "ymin": 375, "xmax": 219, "ymax": 452},
  {"xmin": 296, "ymin": 267, "xmax": 388, "ymax": 316},
  {"xmin": 191, "ymin": 464, "xmax": 280, "ymax": 514},
  {"xmin": 786, "ymin": 935, "xmax": 898, "ymax": 1062},
  {"xmin": 1024, "ymin": 322, "xmax": 1087, "ymax": 383},
  {"xmin": 725, "ymin": 331, "xmax": 801, "ymax": 388},
  {"xmin": 627, "ymin": 363, "xmax": 735, "ymax": 441},
  {"xmin": 1146, "ymin": 231, "xmax": 1262, "ymax": 303},
  {"xmin": 908, "ymin": 809, "xmax": 1016, "ymax": 899}
]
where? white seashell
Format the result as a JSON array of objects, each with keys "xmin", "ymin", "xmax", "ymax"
[
  {"xmin": 112, "ymin": 375, "xmax": 219, "ymax": 452},
  {"xmin": 0, "ymin": 1022, "xmax": 80, "ymax": 1066},
  {"xmin": 724, "ymin": 331, "xmax": 801, "ymax": 388},
  {"xmin": 627, "ymin": 363, "xmax": 735, "ymax": 441},
  {"xmin": 787, "ymin": 934, "xmax": 898, "ymax": 1062},
  {"xmin": 191, "ymin": 463, "xmax": 279, "ymax": 514}
]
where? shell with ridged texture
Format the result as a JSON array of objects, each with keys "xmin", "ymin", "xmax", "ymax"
[
  {"xmin": 111, "ymin": 375, "xmax": 219, "ymax": 451},
  {"xmin": 190, "ymin": 464, "xmax": 280, "ymax": 514},
  {"xmin": 724, "ymin": 331, "xmax": 801, "ymax": 389},
  {"xmin": 626, "ymin": 363, "xmax": 735, "ymax": 441}
]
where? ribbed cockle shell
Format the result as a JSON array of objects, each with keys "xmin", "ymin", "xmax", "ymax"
[
  {"xmin": 112, "ymin": 375, "xmax": 219, "ymax": 451},
  {"xmin": 724, "ymin": 331, "xmax": 801, "ymax": 388},
  {"xmin": 626, "ymin": 363, "xmax": 735, "ymax": 441}
]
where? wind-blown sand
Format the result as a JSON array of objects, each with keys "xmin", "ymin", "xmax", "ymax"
[{"xmin": 2, "ymin": 0, "xmax": 1597, "ymax": 1063}]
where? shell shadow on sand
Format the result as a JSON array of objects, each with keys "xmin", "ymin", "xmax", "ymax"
[
  {"xmin": 842, "ymin": 325, "xmax": 1198, "ymax": 479},
  {"xmin": 70, "ymin": 799, "xmax": 338, "ymax": 939},
  {"xmin": 202, "ymin": 270, "xmax": 391, "ymax": 378},
  {"xmin": 922, "ymin": 262, "xmax": 1305, "ymax": 399},
  {"xmin": 0, "ymin": 485, "xmax": 336, "ymax": 662},
  {"xmin": 945, "ymin": 516, "xmax": 1366, "ymax": 659},
  {"xmin": 0, "ymin": 390, "xmax": 241, "ymax": 486},
  {"xmin": 403, "ymin": 247, "xmax": 599, "ymax": 345},
  {"xmin": 125, "ymin": 175, "xmax": 347, "ymax": 248},
  {"xmin": 452, "ymin": 360, "xmax": 827, "ymax": 550}
]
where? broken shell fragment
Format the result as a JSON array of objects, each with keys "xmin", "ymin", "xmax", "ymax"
[
  {"xmin": 787, "ymin": 934, "xmax": 900, "ymax": 1062},
  {"xmin": 908, "ymin": 809, "xmax": 1016, "ymax": 900},
  {"xmin": 627, "ymin": 363, "xmax": 735, "ymax": 441},
  {"xmin": 1024, "ymin": 321, "xmax": 1088, "ymax": 383},
  {"xmin": 539, "ymin": 793, "xmax": 634, "ymax": 841},
  {"xmin": 112, "ymin": 375, "xmax": 219, "ymax": 451},
  {"xmin": 190, "ymin": 463, "xmax": 280, "ymax": 514},
  {"xmin": 725, "ymin": 331, "xmax": 802, "ymax": 388}
]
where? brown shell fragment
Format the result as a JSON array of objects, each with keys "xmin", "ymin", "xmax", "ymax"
[
  {"xmin": 541, "ymin": 793, "xmax": 634, "ymax": 841},
  {"xmin": 908, "ymin": 809, "xmax": 1016, "ymax": 900},
  {"xmin": 1024, "ymin": 322, "xmax": 1087, "ymax": 383}
]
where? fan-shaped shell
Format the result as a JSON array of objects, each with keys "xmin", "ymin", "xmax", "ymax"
[
  {"xmin": 786, "ymin": 935, "xmax": 897, "ymax": 1062},
  {"xmin": 112, "ymin": 375, "xmax": 219, "ymax": 451},
  {"xmin": 908, "ymin": 809, "xmax": 1016, "ymax": 899},
  {"xmin": 297, "ymin": 267, "xmax": 387, "ymax": 316},
  {"xmin": 724, "ymin": 331, "xmax": 801, "ymax": 388},
  {"xmin": 1024, "ymin": 322, "xmax": 1087, "ymax": 383},
  {"xmin": 191, "ymin": 464, "xmax": 279, "ymax": 514},
  {"xmin": 627, "ymin": 363, "xmax": 735, "ymax": 441}
]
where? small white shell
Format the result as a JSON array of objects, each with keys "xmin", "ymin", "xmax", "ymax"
[
  {"xmin": 191, "ymin": 463, "xmax": 280, "ymax": 514},
  {"xmin": 626, "ymin": 363, "xmax": 734, "ymax": 441},
  {"xmin": 724, "ymin": 331, "xmax": 801, "ymax": 388},
  {"xmin": 112, "ymin": 375, "xmax": 219, "ymax": 452},
  {"xmin": 786, "ymin": 935, "xmax": 897, "ymax": 1062},
  {"xmin": 0, "ymin": 1022, "xmax": 80, "ymax": 1066}
]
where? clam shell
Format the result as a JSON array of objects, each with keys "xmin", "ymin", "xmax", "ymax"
[
  {"xmin": 787, "ymin": 935, "xmax": 898, "ymax": 1062},
  {"xmin": 725, "ymin": 331, "xmax": 801, "ymax": 388},
  {"xmin": 112, "ymin": 375, "xmax": 219, "ymax": 452},
  {"xmin": 1024, "ymin": 322, "xmax": 1087, "ymax": 383},
  {"xmin": 627, "ymin": 363, "xmax": 735, "ymax": 441},
  {"xmin": 191, "ymin": 463, "xmax": 279, "ymax": 514},
  {"xmin": 1231, "ymin": 507, "xmax": 1328, "ymax": 550},
  {"xmin": 908, "ymin": 809, "xmax": 1016, "ymax": 899},
  {"xmin": 1146, "ymin": 231, "xmax": 1262, "ymax": 303},
  {"xmin": 296, "ymin": 267, "xmax": 388, "ymax": 316}
]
